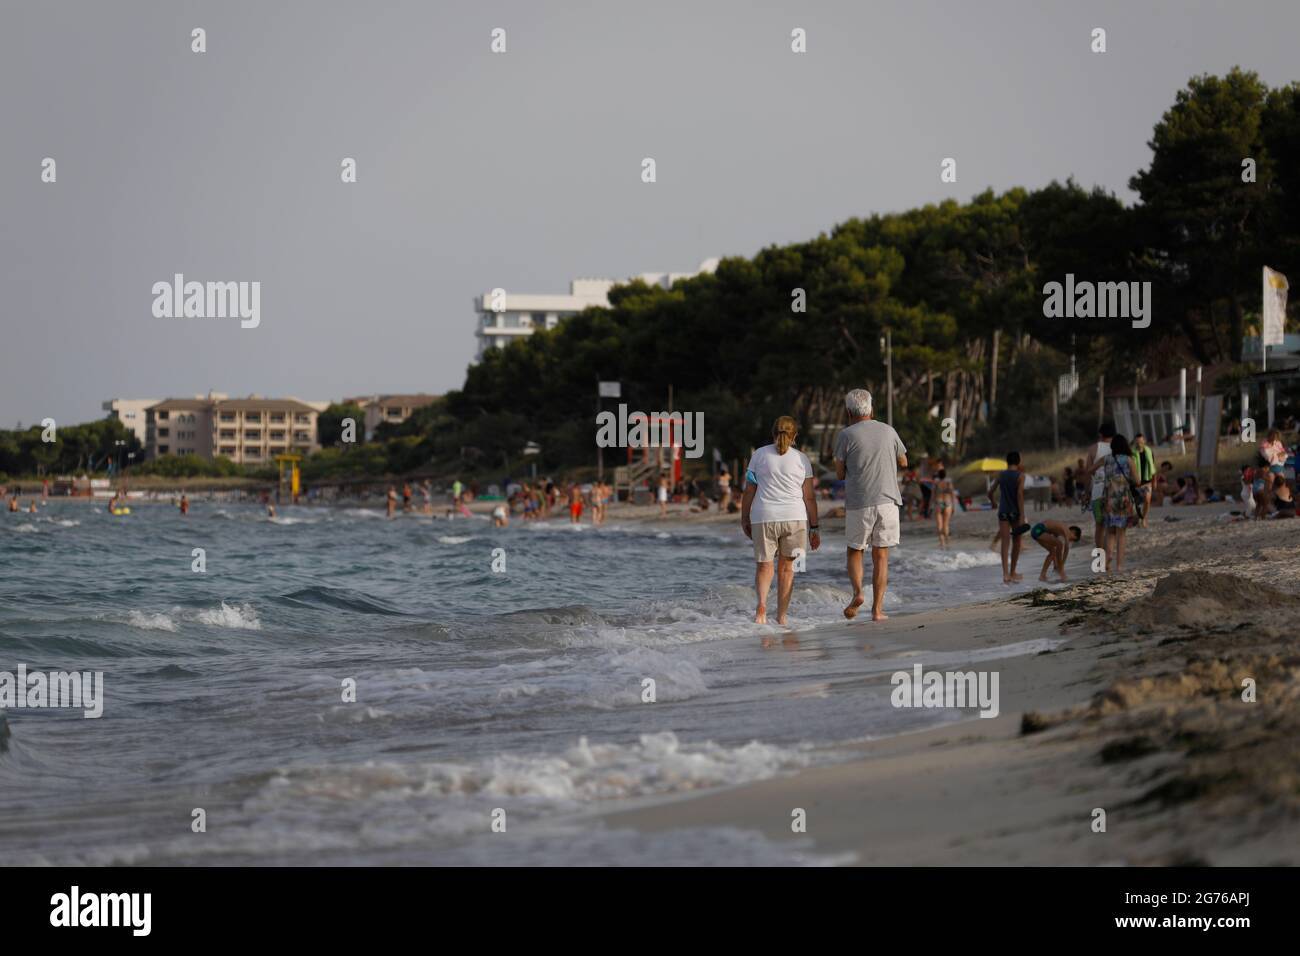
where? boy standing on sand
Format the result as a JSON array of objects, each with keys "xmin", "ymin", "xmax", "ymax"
[
  {"xmin": 988, "ymin": 452, "xmax": 1026, "ymax": 584},
  {"xmin": 1029, "ymin": 520, "xmax": 1082, "ymax": 581}
]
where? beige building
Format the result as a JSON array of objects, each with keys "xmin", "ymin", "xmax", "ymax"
[
  {"xmin": 346, "ymin": 393, "xmax": 440, "ymax": 440},
  {"xmin": 102, "ymin": 398, "xmax": 160, "ymax": 445},
  {"xmin": 146, "ymin": 394, "xmax": 321, "ymax": 464},
  {"xmin": 145, "ymin": 398, "xmax": 215, "ymax": 459}
]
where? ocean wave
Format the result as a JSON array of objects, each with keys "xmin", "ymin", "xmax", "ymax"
[
  {"xmin": 496, "ymin": 604, "xmax": 610, "ymax": 629},
  {"xmin": 278, "ymin": 586, "xmax": 407, "ymax": 616},
  {"xmin": 437, "ymin": 535, "xmax": 472, "ymax": 545}
]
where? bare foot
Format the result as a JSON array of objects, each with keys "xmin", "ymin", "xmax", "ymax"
[
  {"xmin": 1058, "ymin": 573, "xmax": 1069, "ymax": 582},
  {"xmin": 1010, "ymin": 573, "xmax": 1023, "ymax": 582},
  {"xmin": 1039, "ymin": 574, "xmax": 1049, "ymax": 582},
  {"xmin": 872, "ymin": 609, "xmax": 888, "ymax": 621},
  {"xmin": 844, "ymin": 593, "xmax": 865, "ymax": 620},
  {"xmin": 755, "ymin": 606, "xmax": 767, "ymax": 624},
  {"xmin": 775, "ymin": 613, "xmax": 788, "ymax": 625}
]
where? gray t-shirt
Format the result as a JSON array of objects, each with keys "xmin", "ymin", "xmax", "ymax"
[{"xmin": 834, "ymin": 419, "xmax": 907, "ymax": 509}]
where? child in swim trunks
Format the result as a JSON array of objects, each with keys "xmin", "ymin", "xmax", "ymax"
[{"xmin": 1031, "ymin": 520, "xmax": 1082, "ymax": 582}]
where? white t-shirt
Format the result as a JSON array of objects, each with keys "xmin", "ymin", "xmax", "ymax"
[{"xmin": 745, "ymin": 444, "xmax": 813, "ymax": 523}]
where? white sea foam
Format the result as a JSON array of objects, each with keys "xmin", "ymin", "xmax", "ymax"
[
  {"xmin": 37, "ymin": 517, "xmax": 80, "ymax": 527},
  {"xmin": 126, "ymin": 611, "xmax": 179, "ymax": 632},
  {"xmin": 906, "ymin": 549, "xmax": 1004, "ymax": 572},
  {"xmin": 438, "ymin": 535, "xmax": 472, "ymax": 545},
  {"xmin": 246, "ymin": 731, "xmax": 815, "ymax": 829},
  {"xmin": 121, "ymin": 603, "xmax": 261, "ymax": 632},
  {"xmin": 196, "ymin": 601, "xmax": 261, "ymax": 630}
]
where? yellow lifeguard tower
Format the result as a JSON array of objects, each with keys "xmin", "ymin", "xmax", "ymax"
[{"xmin": 274, "ymin": 454, "xmax": 302, "ymax": 504}]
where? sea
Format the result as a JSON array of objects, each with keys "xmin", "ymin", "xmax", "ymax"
[{"xmin": 0, "ymin": 500, "xmax": 1055, "ymax": 865}]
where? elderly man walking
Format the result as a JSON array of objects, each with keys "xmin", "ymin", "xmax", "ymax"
[{"xmin": 833, "ymin": 388, "xmax": 907, "ymax": 621}]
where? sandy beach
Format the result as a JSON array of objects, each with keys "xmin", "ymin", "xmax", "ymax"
[{"xmin": 597, "ymin": 501, "xmax": 1300, "ymax": 865}]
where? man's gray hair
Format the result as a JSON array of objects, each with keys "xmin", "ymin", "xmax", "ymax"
[{"xmin": 845, "ymin": 389, "xmax": 873, "ymax": 418}]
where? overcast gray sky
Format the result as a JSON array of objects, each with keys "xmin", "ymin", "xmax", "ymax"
[{"xmin": 3, "ymin": 0, "xmax": 1299, "ymax": 427}]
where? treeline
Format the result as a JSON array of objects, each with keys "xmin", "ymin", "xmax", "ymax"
[
  {"xmin": 12, "ymin": 69, "xmax": 1298, "ymax": 483},
  {"xmin": 0, "ymin": 419, "xmax": 141, "ymax": 481},
  {"xmin": 427, "ymin": 68, "xmax": 1300, "ymax": 469}
]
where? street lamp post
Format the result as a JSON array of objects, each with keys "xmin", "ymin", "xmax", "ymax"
[{"xmin": 879, "ymin": 330, "xmax": 893, "ymax": 426}]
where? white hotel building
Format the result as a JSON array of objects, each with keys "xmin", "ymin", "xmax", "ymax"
[{"xmin": 473, "ymin": 258, "xmax": 719, "ymax": 359}]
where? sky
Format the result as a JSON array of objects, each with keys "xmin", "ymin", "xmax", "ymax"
[{"xmin": 4, "ymin": 0, "xmax": 1300, "ymax": 427}]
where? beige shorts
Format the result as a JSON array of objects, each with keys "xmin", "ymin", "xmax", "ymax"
[
  {"xmin": 752, "ymin": 520, "xmax": 808, "ymax": 562},
  {"xmin": 846, "ymin": 504, "xmax": 900, "ymax": 550}
]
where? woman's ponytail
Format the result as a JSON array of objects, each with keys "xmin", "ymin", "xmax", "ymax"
[{"xmin": 772, "ymin": 416, "xmax": 797, "ymax": 455}]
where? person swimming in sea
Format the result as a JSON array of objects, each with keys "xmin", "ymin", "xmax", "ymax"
[{"xmin": 1028, "ymin": 520, "xmax": 1082, "ymax": 582}]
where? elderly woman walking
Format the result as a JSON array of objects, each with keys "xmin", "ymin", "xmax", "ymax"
[{"xmin": 740, "ymin": 416, "xmax": 821, "ymax": 624}]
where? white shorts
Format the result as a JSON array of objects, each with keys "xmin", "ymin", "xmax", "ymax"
[
  {"xmin": 752, "ymin": 520, "xmax": 808, "ymax": 563},
  {"xmin": 846, "ymin": 504, "xmax": 900, "ymax": 550}
]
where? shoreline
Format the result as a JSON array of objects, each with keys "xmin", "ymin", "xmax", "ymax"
[{"xmin": 590, "ymin": 506, "xmax": 1300, "ymax": 865}]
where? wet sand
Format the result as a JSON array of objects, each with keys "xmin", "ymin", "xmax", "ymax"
[{"xmin": 598, "ymin": 501, "xmax": 1300, "ymax": 865}]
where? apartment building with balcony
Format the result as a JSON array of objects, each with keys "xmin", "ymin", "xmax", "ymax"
[
  {"xmin": 211, "ymin": 398, "xmax": 320, "ymax": 464},
  {"xmin": 144, "ymin": 394, "xmax": 321, "ymax": 464},
  {"xmin": 343, "ymin": 393, "xmax": 440, "ymax": 440},
  {"xmin": 145, "ymin": 398, "xmax": 216, "ymax": 459}
]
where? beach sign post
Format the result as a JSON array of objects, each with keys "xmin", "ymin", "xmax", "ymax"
[
  {"xmin": 597, "ymin": 382, "xmax": 620, "ymax": 481},
  {"xmin": 1262, "ymin": 266, "xmax": 1288, "ymax": 372},
  {"xmin": 1196, "ymin": 393, "xmax": 1223, "ymax": 489}
]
